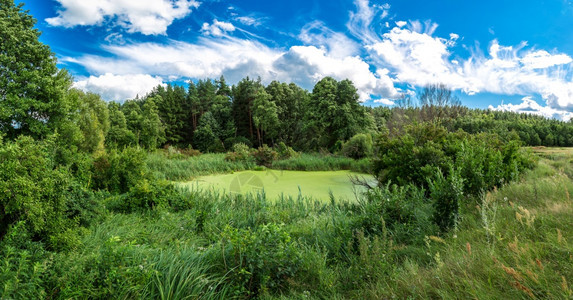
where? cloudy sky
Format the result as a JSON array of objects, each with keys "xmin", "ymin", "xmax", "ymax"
[{"xmin": 20, "ymin": 0, "xmax": 573, "ymax": 120}]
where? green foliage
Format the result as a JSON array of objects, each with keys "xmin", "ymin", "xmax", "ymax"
[
  {"xmin": 219, "ymin": 224, "xmax": 302, "ymax": 297},
  {"xmin": 224, "ymin": 142, "xmax": 253, "ymax": 162},
  {"xmin": 0, "ymin": 136, "xmax": 80, "ymax": 250},
  {"xmin": 91, "ymin": 147, "xmax": 149, "ymax": 194},
  {"xmin": 252, "ymin": 144, "xmax": 278, "ymax": 167},
  {"xmin": 428, "ymin": 168, "xmax": 464, "ymax": 232},
  {"xmin": 275, "ymin": 141, "xmax": 299, "ymax": 160},
  {"xmin": 193, "ymin": 112, "xmax": 223, "ymax": 153},
  {"xmin": 105, "ymin": 180, "xmax": 181, "ymax": 213},
  {"xmin": 356, "ymin": 184, "xmax": 437, "ymax": 245},
  {"xmin": 0, "ymin": 0, "xmax": 73, "ymax": 139},
  {"xmin": 341, "ymin": 133, "xmax": 373, "ymax": 159},
  {"xmin": 374, "ymin": 123, "xmax": 533, "ymax": 196}
]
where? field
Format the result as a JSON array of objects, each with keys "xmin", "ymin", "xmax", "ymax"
[{"xmin": 179, "ymin": 170, "xmax": 376, "ymax": 201}]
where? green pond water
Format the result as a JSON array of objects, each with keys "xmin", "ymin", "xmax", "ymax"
[{"xmin": 179, "ymin": 170, "xmax": 376, "ymax": 201}]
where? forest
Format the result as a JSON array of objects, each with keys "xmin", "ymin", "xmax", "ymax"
[{"xmin": 1, "ymin": 1, "xmax": 573, "ymax": 299}]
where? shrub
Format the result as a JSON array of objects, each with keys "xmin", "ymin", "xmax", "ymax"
[
  {"xmin": 0, "ymin": 136, "xmax": 79, "ymax": 250},
  {"xmin": 224, "ymin": 136, "xmax": 253, "ymax": 149},
  {"xmin": 428, "ymin": 168, "xmax": 464, "ymax": 232},
  {"xmin": 224, "ymin": 143, "xmax": 252, "ymax": 162},
  {"xmin": 341, "ymin": 133, "xmax": 373, "ymax": 159},
  {"xmin": 105, "ymin": 180, "xmax": 181, "ymax": 213},
  {"xmin": 252, "ymin": 144, "xmax": 278, "ymax": 167},
  {"xmin": 91, "ymin": 147, "xmax": 149, "ymax": 194},
  {"xmin": 218, "ymin": 224, "xmax": 302, "ymax": 297},
  {"xmin": 275, "ymin": 142, "xmax": 299, "ymax": 160}
]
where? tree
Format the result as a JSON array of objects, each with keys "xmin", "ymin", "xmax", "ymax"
[
  {"xmin": 193, "ymin": 112, "xmax": 222, "ymax": 152},
  {"xmin": 418, "ymin": 83, "xmax": 461, "ymax": 107},
  {"xmin": 252, "ymin": 88, "xmax": 279, "ymax": 146},
  {"xmin": 71, "ymin": 90, "xmax": 109, "ymax": 154},
  {"xmin": 140, "ymin": 96, "xmax": 165, "ymax": 149},
  {"xmin": 0, "ymin": 0, "xmax": 73, "ymax": 139},
  {"xmin": 107, "ymin": 102, "xmax": 136, "ymax": 148},
  {"xmin": 232, "ymin": 77, "xmax": 262, "ymax": 143},
  {"xmin": 304, "ymin": 77, "xmax": 371, "ymax": 150}
]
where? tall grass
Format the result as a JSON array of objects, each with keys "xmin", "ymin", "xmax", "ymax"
[
  {"xmin": 7, "ymin": 148, "xmax": 572, "ymax": 299},
  {"xmin": 272, "ymin": 153, "xmax": 371, "ymax": 173},
  {"xmin": 146, "ymin": 153, "xmax": 256, "ymax": 181}
]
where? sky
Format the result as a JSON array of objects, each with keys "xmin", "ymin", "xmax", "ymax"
[{"xmin": 18, "ymin": 0, "xmax": 573, "ymax": 120}]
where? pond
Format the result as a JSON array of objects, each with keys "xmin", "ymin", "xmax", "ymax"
[{"xmin": 179, "ymin": 170, "xmax": 376, "ymax": 201}]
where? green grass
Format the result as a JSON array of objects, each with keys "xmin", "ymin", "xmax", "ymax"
[
  {"xmin": 146, "ymin": 152, "xmax": 256, "ymax": 181},
  {"xmin": 6, "ymin": 148, "xmax": 573, "ymax": 299},
  {"xmin": 272, "ymin": 153, "xmax": 372, "ymax": 173},
  {"xmin": 179, "ymin": 170, "xmax": 376, "ymax": 202}
]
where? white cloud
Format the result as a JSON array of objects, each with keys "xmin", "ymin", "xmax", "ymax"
[
  {"xmin": 74, "ymin": 73, "xmax": 165, "ymax": 101},
  {"xmin": 273, "ymin": 46, "xmax": 400, "ymax": 100},
  {"xmin": 201, "ymin": 19, "xmax": 236, "ymax": 36},
  {"xmin": 489, "ymin": 96, "xmax": 573, "ymax": 121},
  {"xmin": 66, "ymin": 35, "xmax": 399, "ymax": 101},
  {"xmin": 298, "ymin": 21, "xmax": 360, "ymax": 58},
  {"xmin": 395, "ymin": 21, "xmax": 407, "ymax": 28},
  {"xmin": 46, "ymin": 0, "xmax": 200, "ymax": 35},
  {"xmin": 235, "ymin": 16, "xmax": 261, "ymax": 26},
  {"xmin": 347, "ymin": 0, "xmax": 390, "ymax": 44},
  {"xmin": 367, "ymin": 26, "xmax": 573, "ymax": 110},
  {"xmin": 521, "ymin": 50, "xmax": 573, "ymax": 69}
]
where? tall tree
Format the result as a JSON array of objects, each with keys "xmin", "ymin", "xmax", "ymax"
[
  {"xmin": 0, "ymin": 0, "xmax": 73, "ymax": 139},
  {"xmin": 232, "ymin": 77, "xmax": 261, "ymax": 143},
  {"xmin": 140, "ymin": 96, "xmax": 165, "ymax": 149},
  {"xmin": 252, "ymin": 88, "xmax": 279, "ymax": 146}
]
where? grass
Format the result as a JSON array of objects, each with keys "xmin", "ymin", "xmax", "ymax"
[
  {"xmin": 5, "ymin": 148, "xmax": 572, "ymax": 299},
  {"xmin": 146, "ymin": 152, "xmax": 256, "ymax": 181},
  {"xmin": 272, "ymin": 153, "xmax": 372, "ymax": 173},
  {"xmin": 179, "ymin": 170, "xmax": 376, "ymax": 202}
]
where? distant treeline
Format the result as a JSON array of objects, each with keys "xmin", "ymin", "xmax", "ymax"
[{"xmin": 103, "ymin": 78, "xmax": 573, "ymax": 153}]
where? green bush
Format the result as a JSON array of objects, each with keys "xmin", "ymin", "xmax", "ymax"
[
  {"xmin": 355, "ymin": 183, "xmax": 437, "ymax": 245},
  {"xmin": 275, "ymin": 142, "xmax": 299, "ymax": 160},
  {"xmin": 341, "ymin": 133, "xmax": 373, "ymax": 159},
  {"xmin": 105, "ymin": 180, "xmax": 181, "ymax": 213},
  {"xmin": 0, "ymin": 136, "xmax": 80, "ymax": 250},
  {"xmin": 92, "ymin": 147, "xmax": 149, "ymax": 194},
  {"xmin": 218, "ymin": 223, "xmax": 302, "ymax": 297},
  {"xmin": 252, "ymin": 144, "xmax": 278, "ymax": 167},
  {"xmin": 224, "ymin": 142, "xmax": 252, "ymax": 162},
  {"xmin": 374, "ymin": 123, "xmax": 534, "ymax": 196},
  {"xmin": 428, "ymin": 168, "xmax": 464, "ymax": 232}
]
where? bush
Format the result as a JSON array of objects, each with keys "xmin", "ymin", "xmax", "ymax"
[
  {"xmin": 91, "ymin": 147, "xmax": 149, "ymax": 194},
  {"xmin": 224, "ymin": 143, "xmax": 252, "ymax": 162},
  {"xmin": 374, "ymin": 123, "xmax": 533, "ymax": 196},
  {"xmin": 275, "ymin": 142, "xmax": 299, "ymax": 160},
  {"xmin": 218, "ymin": 224, "xmax": 302, "ymax": 297},
  {"xmin": 0, "ymin": 136, "xmax": 80, "ymax": 250},
  {"xmin": 105, "ymin": 180, "xmax": 182, "ymax": 213},
  {"xmin": 428, "ymin": 168, "xmax": 464, "ymax": 232},
  {"xmin": 224, "ymin": 136, "xmax": 253, "ymax": 150},
  {"xmin": 252, "ymin": 144, "xmax": 278, "ymax": 167},
  {"xmin": 341, "ymin": 133, "xmax": 373, "ymax": 159}
]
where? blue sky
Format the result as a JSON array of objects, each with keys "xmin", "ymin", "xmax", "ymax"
[{"xmin": 20, "ymin": 0, "xmax": 573, "ymax": 120}]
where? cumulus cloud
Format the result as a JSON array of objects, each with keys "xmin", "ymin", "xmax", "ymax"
[
  {"xmin": 489, "ymin": 96, "xmax": 573, "ymax": 121},
  {"xmin": 201, "ymin": 19, "xmax": 236, "ymax": 36},
  {"xmin": 66, "ymin": 34, "xmax": 399, "ymax": 101},
  {"xmin": 367, "ymin": 26, "xmax": 573, "ymax": 110},
  {"xmin": 46, "ymin": 0, "xmax": 200, "ymax": 35},
  {"xmin": 74, "ymin": 73, "xmax": 165, "ymax": 101}
]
